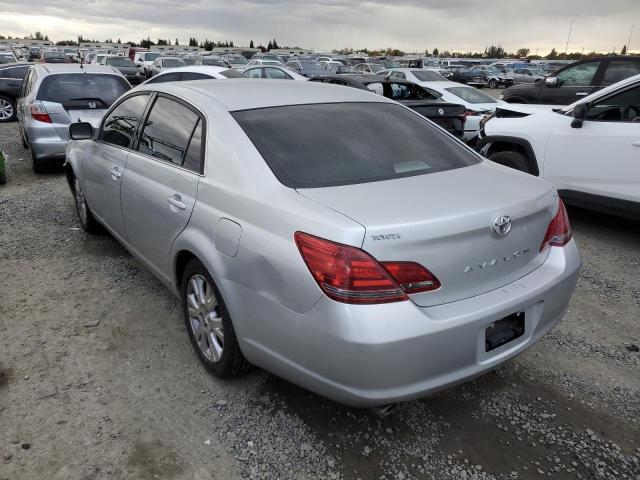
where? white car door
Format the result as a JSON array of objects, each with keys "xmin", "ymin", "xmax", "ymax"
[
  {"xmin": 544, "ymin": 83, "xmax": 640, "ymax": 204},
  {"xmin": 120, "ymin": 94, "xmax": 203, "ymax": 285}
]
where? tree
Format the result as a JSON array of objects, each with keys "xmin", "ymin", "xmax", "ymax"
[
  {"xmin": 272, "ymin": 38, "xmax": 279, "ymax": 49},
  {"xmin": 157, "ymin": 38, "xmax": 169, "ymax": 45},
  {"xmin": 249, "ymin": 40, "xmax": 254, "ymax": 48},
  {"xmin": 175, "ymin": 38, "xmax": 179, "ymax": 45},
  {"xmin": 267, "ymin": 40, "xmax": 273, "ymax": 50},
  {"xmin": 547, "ymin": 48, "xmax": 558, "ymax": 60},
  {"xmin": 34, "ymin": 31, "xmax": 45, "ymax": 40},
  {"xmin": 621, "ymin": 44, "xmax": 627, "ymax": 55},
  {"xmin": 432, "ymin": 48, "xmax": 439, "ymax": 56},
  {"xmin": 424, "ymin": 48, "xmax": 430, "ymax": 55},
  {"xmin": 117, "ymin": 38, "xmax": 121, "ymax": 44},
  {"xmin": 515, "ymin": 48, "xmax": 530, "ymax": 58},
  {"xmin": 140, "ymin": 36, "xmax": 155, "ymax": 49},
  {"xmin": 485, "ymin": 45, "xmax": 507, "ymax": 58},
  {"xmin": 189, "ymin": 37, "xmax": 198, "ymax": 47}
]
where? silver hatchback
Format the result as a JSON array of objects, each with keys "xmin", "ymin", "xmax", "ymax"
[
  {"xmin": 65, "ymin": 80, "xmax": 581, "ymax": 407},
  {"xmin": 17, "ymin": 64, "xmax": 130, "ymax": 172}
]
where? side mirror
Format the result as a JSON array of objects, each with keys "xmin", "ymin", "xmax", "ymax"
[
  {"xmin": 571, "ymin": 103, "xmax": 588, "ymax": 128},
  {"xmin": 69, "ymin": 122, "xmax": 94, "ymax": 140},
  {"xmin": 545, "ymin": 76, "xmax": 558, "ymax": 87}
]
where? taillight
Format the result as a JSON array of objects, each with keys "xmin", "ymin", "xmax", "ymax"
[
  {"xmin": 29, "ymin": 102, "xmax": 52, "ymax": 123},
  {"xmin": 463, "ymin": 109, "xmax": 480, "ymax": 117},
  {"xmin": 540, "ymin": 199, "xmax": 572, "ymax": 252},
  {"xmin": 295, "ymin": 232, "xmax": 440, "ymax": 304}
]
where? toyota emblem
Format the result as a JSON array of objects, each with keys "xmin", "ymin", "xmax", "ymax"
[{"xmin": 492, "ymin": 215, "xmax": 512, "ymax": 237}]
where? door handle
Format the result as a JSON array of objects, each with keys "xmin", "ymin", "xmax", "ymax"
[
  {"xmin": 576, "ymin": 92, "xmax": 588, "ymax": 96},
  {"xmin": 167, "ymin": 194, "xmax": 186, "ymax": 211},
  {"xmin": 632, "ymin": 141, "xmax": 640, "ymax": 147},
  {"xmin": 110, "ymin": 167, "xmax": 121, "ymax": 180}
]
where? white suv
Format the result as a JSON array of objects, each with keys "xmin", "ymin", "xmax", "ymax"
[{"xmin": 477, "ymin": 74, "xmax": 640, "ymax": 220}]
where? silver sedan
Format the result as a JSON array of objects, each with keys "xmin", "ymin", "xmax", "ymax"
[{"xmin": 65, "ymin": 79, "xmax": 581, "ymax": 407}]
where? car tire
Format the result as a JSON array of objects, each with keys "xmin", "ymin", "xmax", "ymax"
[
  {"xmin": 71, "ymin": 173, "xmax": 100, "ymax": 233},
  {"xmin": 0, "ymin": 95, "xmax": 16, "ymax": 123},
  {"xmin": 488, "ymin": 79, "xmax": 498, "ymax": 89},
  {"xmin": 181, "ymin": 259, "xmax": 252, "ymax": 379},
  {"xmin": 30, "ymin": 148, "xmax": 47, "ymax": 174},
  {"xmin": 488, "ymin": 150, "xmax": 532, "ymax": 174}
]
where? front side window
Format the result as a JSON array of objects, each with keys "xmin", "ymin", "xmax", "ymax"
[
  {"xmin": 264, "ymin": 68, "xmax": 292, "ymax": 80},
  {"xmin": 2, "ymin": 66, "xmax": 29, "ymax": 79},
  {"xmin": 586, "ymin": 84, "xmax": 640, "ymax": 122},
  {"xmin": 232, "ymin": 102, "xmax": 480, "ymax": 188},
  {"xmin": 245, "ymin": 68, "xmax": 263, "ymax": 79},
  {"xmin": 390, "ymin": 71, "xmax": 406, "ymax": 79},
  {"xmin": 602, "ymin": 61, "xmax": 640, "ymax": 86},
  {"xmin": 555, "ymin": 61, "xmax": 600, "ymax": 87},
  {"xmin": 137, "ymin": 96, "xmax": 201, "ymax": 167},
  {"xmin": 99, "ymin": 94, "xmax": 149, "ymax": 148}
]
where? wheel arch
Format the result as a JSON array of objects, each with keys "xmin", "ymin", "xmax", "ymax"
[{"xmin": 477, "ymin": 136, "xmax": 540, "ymax": 176}]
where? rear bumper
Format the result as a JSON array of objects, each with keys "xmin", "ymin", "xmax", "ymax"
[
  {"xmin": 25, "ymin": 122, "xmax": 66, "ymax": 160},
  {"xmin": 219, "ymin": 240, "xmax": 581, "ymax": 407}
]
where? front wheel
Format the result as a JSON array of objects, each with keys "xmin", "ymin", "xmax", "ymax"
[
  {"xmin": 181, "ymin": 259, "xmax": 251, "ymax": 378},
  {"xmin": 488, "ymin": 150, "xmax": 532, "ymax": 174},
  {"xmin": 0, "ymin": 95, "xmax": 16, "ymax": 123},
  {"xmin": 488, "ymin": 79, "xmax": 498, "ymax": 89}
]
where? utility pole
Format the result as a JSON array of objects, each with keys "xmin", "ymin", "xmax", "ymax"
[
  {"xmin": 627, "ymin": 25, "xmax": 634, "ymax": 55},
  {"xmin": 564, "ymin": 19, "xmax": 574, "ymax": 60}
]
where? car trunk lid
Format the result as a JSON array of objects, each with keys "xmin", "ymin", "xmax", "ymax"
[
  {"xmin": 41, "ymin": 101, "xmax": 106, "ymax": 140},
  {"xmin": 298, "ymin": 162, "xmax": 557, "ymax": 307}
]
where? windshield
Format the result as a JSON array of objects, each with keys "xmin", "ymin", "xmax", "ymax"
[
  {"xmin": 228, "ymin": 56, "xmax": 248, "ymax": 65},
  {"xmin": 412, "ymin": 70, "xmax": 446, "ymax": 81},
  {"xmin": 382, "ymin": 60, "xmax": 400, "ymax": 68},
  {"xmin": 36, "ymin": 73, "xmax": 130, "ymax": 109},
  {"xmin": 333, "ymin": 66, "xmax": 357, "ymax": 73},
  {"xmin": 232, "ymin": 102, "xmax": 479, "ymax": 188},
  {"xmin": 162, "ymin": 58, "xmax": 186, "ymax": 68},
  {"xmin": 203, "ymin": 58, "xmax": 225, "ymax": 66},
  {"xmin": 107, "ymin": 57, "xmax": 135, "ymax": 67},
  {"xmin": 44, "ymin": 52, "xmax": 66, "ymax": 58},
  {"xmin": 145, "ymin": 53, "xmax": 160, "ymax": 61},
  {"xmin": 445, "ymin": 86, "xmax": 497, "ymax": 104},
  {"xmin": 486, "ymin": 67, "xmax": 502, "ymax": 75},
  {"xmin": 368, "ymin": 63, "xmax": 384, "ymax": 73},
  {"xmin": 183, "ymin": 58, "xmax": 197, "ymax": 66}
]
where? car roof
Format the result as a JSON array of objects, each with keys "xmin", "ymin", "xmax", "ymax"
[
  {"xmin": 34, "ymin": 63, "xmax": 123, "ymax": 75},
  {"xmin": 153, "ymin": 65, "xmax": 230, "ymax": 74},
  {"xmin": 134, "ymin": 78, "xmax": 393, "ymax": 111}
]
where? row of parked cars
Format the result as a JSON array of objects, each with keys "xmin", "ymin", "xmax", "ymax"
[{"xmin": 1, "ymin": 49, "xmax": 638, "ymax": 411}]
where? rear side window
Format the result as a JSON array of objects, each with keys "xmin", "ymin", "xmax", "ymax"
[
  {"xmin": 146, "ymin": 72, "xmax": 181, "ymax": 84},
  {"xmin": 99, "ymin": 94, "xmax": 149, "ymax": 148},
  {"xmin": 180, "ymin": 72, "xmax": 212, "ymax": 81},
  {"xmin": 233, "ymin": 102, "xmax": 480, "ymax": 188},
  {"xmin": 602, "ymin": 61, "xmax": 640, "ymax": 86},
  {"xmin": 137, "ymin": 96, "xmax": 202, "ymax": 169},
  {"xmin": 36, "ymin": 74, "xmax": 130, "ymax": 109},
  {"xmin": 1, "ymin": 66, "xmax": 29, "ymax": 79},
  {"xmin": 220, "ymin": 69, "xmax": 244, "ymax": 78}
]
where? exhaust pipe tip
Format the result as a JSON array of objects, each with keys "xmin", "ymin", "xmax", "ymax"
[{"xmin": 370, "ymin": 403, "xmax": 398, "ymax": 419}]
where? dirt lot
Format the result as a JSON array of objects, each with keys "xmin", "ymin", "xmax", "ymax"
[{"xmin": 0, "ymin": 121, "xmax": 638, "ymax": 480}]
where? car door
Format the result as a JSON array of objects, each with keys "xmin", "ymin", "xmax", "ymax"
[
  {"xmin": 120, "ymin": 94, "xmax": 204, "ymax": 283},
  {"xmin": 539, "ymin": 60, "xmax": 603, "ymax": 104},
  {"xmin": 83, "ymin": 93, "xmax": 151, "ymax": 239},
  {"xmin": 544, "ymin": 82, "xmax": 640, "ymax": 204}
]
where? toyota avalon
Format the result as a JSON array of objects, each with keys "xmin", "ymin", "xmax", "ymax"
[{"xmin": 64, "ymin": 80, "xmax": 581, "ymax": 407}]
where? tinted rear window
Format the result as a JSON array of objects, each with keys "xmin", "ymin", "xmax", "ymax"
[
  {"xmin": 220, "ymin": 69, "xmax": 244, "ymax": 78},
  {"xmin": 37, "ymin": 74, "xmax": 130, "ymax": 108},
  {"xmin": 233, "ymin": 102, "xmax": 480, "ymax": 188}
]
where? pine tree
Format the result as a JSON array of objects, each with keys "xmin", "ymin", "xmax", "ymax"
[{"xmin": 249, "ymin": 40, "xmax": 254, "ymax": 48}]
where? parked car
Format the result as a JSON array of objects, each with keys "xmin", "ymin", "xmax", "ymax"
[
  {"xmin": 0, "ymin": 63, "xmax": 31, "ymax": 122},
  {"xmin": 40, "ymin": 51, "xmax": 70, "ymax": 64},
  {"xmin": 285, "ymin": 60, "xmax": 326, "ymax": 77},
  {"xmin": 353, "ymin": 63, "xmax": 385, "ymax": 74},
  {"xmin": 328, "ymin": 65, "xmax": 358, "ymax": 74},
  {"xmin": 0, "ymin": 51, "xmax": 18, "ymax": 64},
  {"xmin": 64, "ymin": 79, "xmax": 580, "ymax": 407},
  {"xmin": 343, "ymin": 57, "xmax": 367, "ymax": 66},
  {"xmin": 310, "ymin": 74, "xmax": 467, "ymax": 138},
  {"xmin": 478, "ymin": 74, "xmax": 640, "ymax": 219},
  {"xmin": 242, "ymin": 65, "xmax": 307, "ymax": 80},
  {"xmin": 92, "ymin": 53, "xmax": 109, "ymax": 65},
  {"xmin": 450, "ymin": 66, "xmax": 514, "ymax": 89},
  {"xmin": 246, "ymin": 59, "xmax": 285, "ymax": 68},
  {"xmin": 197, "ymin": 57, "xmax": 227, "ymax": 67},
  {"xmin": 222, "ymin": 54, "xmax": 249, "ymax": 69},
  {"xmin": 149, "ymin": 57, "xmax": 187, "ymax": 77},
  {"xmin": 320, "ymin": 61, "xmax": 343, "ymax": 71},
  {"xmin": 133, "ymin": 51, "xmax": 161, "ymax": 78},
  {"xmin": 510, "ymin": 67, "xmax": 546, "ymax": 84},
  {"xmin": 378, "ymin": 68, "xmax": 447, "ymax": 82},
  {"xmin": 500, "ymin": 56, "xmax": 640, "ymax": 104},
  {"xmin": 103, "ymin": 56, "xmax": 143, "ymax": 84},
  {"xmin": 399, "ymin": 79, "xmax": 508, "ymax": 142},
  {"xmin": 143, "ymin": 66, "xmax": 243, "ymax": 84},
  {"xmin": 16, "ymin": 64, "xmax": 130, "ymax": 172}
]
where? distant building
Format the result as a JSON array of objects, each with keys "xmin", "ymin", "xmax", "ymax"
[
  {"xmin": 149, "ymin": 45, "xmax": 204, "ymax": 54},
  {"xmin": 0, "ymin": 38, "xmax": 53, "ymax": 48},
  {"xmin": 270, "ymin": 48, "xmax": 313, "ymax": 56}
]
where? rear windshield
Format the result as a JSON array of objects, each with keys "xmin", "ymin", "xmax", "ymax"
[
  {"xmin": 445, "ymin": 87, "xmax": 497, "ymax": 104},
  {"xmin": 233, "ymin": 102, "xmax": 480, "ymax": 188},
  {"xmin": 220, "ymin": 69, "xmax": 244, "ymax": 78},
  {"xmin": 107, "ymin": 57, "xmax": 135, "ymax": 67},
  {"xmin": 162, "ymin": 58, "xmax": 185, "ymax": 68},
  {"xmin": 412, "ymin": 70, "xmax": 446, "ymax": 81},
  {"xmin": 37, "ymin": 74, "xmax": 131, "ymax": 108}
]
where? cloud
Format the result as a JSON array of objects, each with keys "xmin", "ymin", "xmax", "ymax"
[{"xmin": 0, "ymin": 0, "xmax": 638, "ymax": 53}]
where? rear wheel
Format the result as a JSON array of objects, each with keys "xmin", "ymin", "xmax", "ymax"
[
  {"xmin": 31, "ymin": 148, "xmax": 47, "ymax": 174},
  {"xmin": 0, "ymin": 95, "xmax": 16, "ymax": 123},
  {"xmin": 488, "ymin": 79, "xmax": 498, "ymax": 89},
  {"xmin": 488, "ymin": 150, "xmax": 531, "ymax": 173},
  {"xmin": 181, "ymin": 259, "xmax": 251, "ymax": 378}
]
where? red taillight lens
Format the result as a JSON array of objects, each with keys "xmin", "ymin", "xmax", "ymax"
[
  {"xmin": 463, "ymin": 109, "xmax": 480, "ymax": 117},
  {"xmin": 29, "ymin": 102, "xmax": 52, "ymax": 123},
  {"xmin": 295, "ymin": 232, "xmax": 441, "ymax": 304},
  {"xmin": 381, "ymin": 262, "xmax": 441, "ymax": 294},
  {"xmin": 540, "ymin": 199, "xmax": 572, "ymax": 252}
]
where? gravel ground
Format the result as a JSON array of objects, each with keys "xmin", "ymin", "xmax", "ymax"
[{"xmin": 0, "ymin": 121, "xmax": 638, "ymax": 480}]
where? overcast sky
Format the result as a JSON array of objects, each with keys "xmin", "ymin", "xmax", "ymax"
[{"xmin": 1, "ymin": 0, "xmax": 638, "ymax": 54}]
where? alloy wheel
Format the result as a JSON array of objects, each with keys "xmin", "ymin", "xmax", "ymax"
[
  {"xmin": 186, "ymin": 274, "xmax": 224, "ymax": 362},
  {"xmin": 74, "ymin": 178, "xmax": 88, "ymax": 225},
  {"xmin": 0, "ymin": 99, "xmax": 13, "ymax": 120}
]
